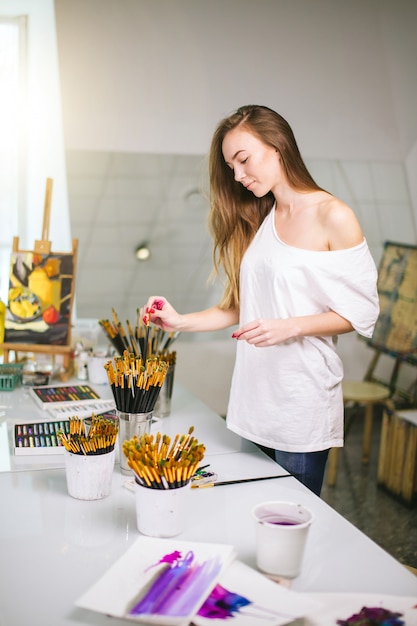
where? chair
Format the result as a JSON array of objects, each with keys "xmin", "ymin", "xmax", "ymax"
[{"xmin": 327, "ymin": 379, "xmax": 391, "ymax": 487}]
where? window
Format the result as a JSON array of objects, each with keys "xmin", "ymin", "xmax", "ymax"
[{"xmin": 0, "ymin": 16, "xmax": 26, "ymax": 301}]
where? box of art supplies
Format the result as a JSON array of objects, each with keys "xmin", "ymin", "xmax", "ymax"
[
  {"xmin": 14, "ymin": 418, "xmax": 70, "ymax": 454},
  {"xmin": 29, "ymin": 383, "xmax": 104, "ymax": 410}
]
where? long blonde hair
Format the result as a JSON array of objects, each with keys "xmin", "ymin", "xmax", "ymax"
[{"xmin": 208, "ymin": 105, "xmax": 323, "ymax": 309}]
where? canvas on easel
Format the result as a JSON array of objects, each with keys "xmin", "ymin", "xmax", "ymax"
[
  {"xmin": 5, "ymin": 243, "xmax": 76, "ymax": 346},
  {"xmin": 359, "ymin": 241, "xmax": 417, "ymax": 402},
  {"xmin": 1, "ymin": 178, "xmax": 78, "ymax": 369},
  {"xmin": 368, "ymin": 240, "xmax": 417, "ymax": 355}
]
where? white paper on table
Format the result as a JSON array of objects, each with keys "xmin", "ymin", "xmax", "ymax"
[
  {"xmin": 299, "ymin": 592, "xmax": 417, "ymax": 626},
  {"xmin": 192, "ymin": 560, "xmax": 322, "ymax": 626},
  {"xmin": 75, "ymin": 536, "xmax": 237, "ymax": 626}
]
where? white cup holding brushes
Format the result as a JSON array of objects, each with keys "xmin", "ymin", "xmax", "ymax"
[
  {"xmin": 123, "ymin": 427, "xmax": 205, "ymax": 536},
  {"xmin": 135, "ymin": 481, "xmax": 190, "ymax": 537}
]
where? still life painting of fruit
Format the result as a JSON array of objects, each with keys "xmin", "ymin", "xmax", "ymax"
[{"xmin": 4, "ymin": 250, "xmax": 76, "ymax": 346}]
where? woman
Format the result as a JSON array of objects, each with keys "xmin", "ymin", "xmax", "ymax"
[{"xmin": 144, "ymin": 105, "xmax": 379, "ymax": 496}]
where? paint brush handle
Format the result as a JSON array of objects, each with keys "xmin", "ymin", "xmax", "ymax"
[{"xmin": 191, "ymin": 474, "xmax": 290, "ymax": 488}]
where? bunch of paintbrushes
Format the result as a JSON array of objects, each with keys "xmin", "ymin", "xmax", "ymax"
[
  {"xmin": 99, "ymin": 308, "xmax": 179, "ymax": 360},
  {"xmin": 123, "ymin": 427, "xmax": 205, "ymax": 489},
  {"xmin": 104, "ymin": 350, "xmax": 169, "ymax": 413},
  {"xmin": 57, "ymin": 414, "xmax": 118, "ymax": 456}
]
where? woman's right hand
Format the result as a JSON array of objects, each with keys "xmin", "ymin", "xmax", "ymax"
[
  {"xmin": 142, "ymin": 296, "xmax": 183, "ymax": 332},
  {"xmin": 142, "ymin": 299, "xmax": 239, "ymax": 334}
]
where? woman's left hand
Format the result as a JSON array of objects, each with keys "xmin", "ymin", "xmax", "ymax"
[
  {"xmin": 232, "ymin": 311, "xmax": 354, "ymax": 345},
  {"xmin": 232, "ymin": 318, "xmax": 296, "ymax": 346}
]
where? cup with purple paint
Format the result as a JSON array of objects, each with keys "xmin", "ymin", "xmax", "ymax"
[{"xmin": 252, "ymin": 500, "xmax": 314, "ymax": 578}]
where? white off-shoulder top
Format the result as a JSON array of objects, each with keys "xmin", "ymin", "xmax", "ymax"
[{"xmin": 226, "ymin": 206, "xmax": 380, "ymax": 453}]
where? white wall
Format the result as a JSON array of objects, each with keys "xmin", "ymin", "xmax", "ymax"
[
  {"xmin": 54, "ymin": 0, "xmax": 417, "ymax": 224},
  {"xmin": 55, "ymin": 0, "xmax": 416, "ymax": 159}
]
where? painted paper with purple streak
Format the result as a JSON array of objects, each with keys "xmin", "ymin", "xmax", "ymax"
[
  {"xmin": 197, "ymin": 584, "xmax": 252, "ymax": 619},
  {"xmin": 129, "ymin": 550, "xmax": 223, "ymax": 618}
]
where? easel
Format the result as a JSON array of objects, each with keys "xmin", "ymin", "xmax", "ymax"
[
  {"xmin": 1, "ymin": 178, "xmax": 78, "ymax": 374},
  {"xmin": 360, "ymin": 240, "xmax": 417, "ymax": 406}
]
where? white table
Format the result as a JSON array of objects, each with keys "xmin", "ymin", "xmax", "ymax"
[
  {"xmin": 0, "ymin": 381, "xmax": 416, "ymax": 626},
  {"xmin": 0, "ymin": 382, "xmax": 282, "ymax": 472}
]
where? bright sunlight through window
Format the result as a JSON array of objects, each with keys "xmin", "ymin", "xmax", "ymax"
[{"xmin": 0, "ymin": 17, "xmax": 25, "ymax": 302}]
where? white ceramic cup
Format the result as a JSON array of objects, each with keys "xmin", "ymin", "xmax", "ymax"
[
  {"xmin": 252, "ymin": 500, "xmax": 314, "ymax": 578},
  {"xmin": 87, "ymin": 355, "xmax": 109, "ymax": 385},
  {"xmin": 64, "ymin": 449, "xmax": 115, "ymax": 500},
  {"xmin": 135, "ymin": 481, "xmax": 190, "ymax": 537}
]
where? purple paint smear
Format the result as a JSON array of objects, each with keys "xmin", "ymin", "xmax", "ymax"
[
  {"xmin": 197, "ymin": 584, "xmax": 251, "ymax": 619},
  {"xmin": 197, "ymin": 583, "xmax": 293, "ymax": 621},
  {"xmin": 336, "ymin": 606, "xmax": 405, "ymax": 626},
  {"xmin": 129, "ymin": 550, "xmax": 223, "ymax": 618}
]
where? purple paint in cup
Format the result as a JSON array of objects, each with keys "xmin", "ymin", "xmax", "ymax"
[{"xmin": 252, "ymin": 501, "xmax": 314, "ymax": 578}]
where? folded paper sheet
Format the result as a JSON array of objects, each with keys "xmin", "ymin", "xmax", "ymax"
[
  {"xmin": 76, "ymin": 537, "xmax": 236, "ymax": 626},
  {"xmin": 75, "ymin": 537, "xmax": 322, "ymax": 626}
]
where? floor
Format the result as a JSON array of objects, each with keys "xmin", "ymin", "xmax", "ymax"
[{"xmin": 321, "ymin": 407, "xmax": 417, "ymax": 570}]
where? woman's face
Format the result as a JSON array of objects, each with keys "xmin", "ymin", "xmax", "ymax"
[{"xmin": 222, "ymin": 127, "xmax": 282, "ymax": 197}]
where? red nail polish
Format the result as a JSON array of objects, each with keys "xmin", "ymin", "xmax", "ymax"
[{"xmin": 153, "ymin": 299, "xmax": 164, "ymax": 310}]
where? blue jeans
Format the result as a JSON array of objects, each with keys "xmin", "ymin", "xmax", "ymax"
[{"xmin": 273, "ymin": 449, "xmax": 330, "ymax": 496}]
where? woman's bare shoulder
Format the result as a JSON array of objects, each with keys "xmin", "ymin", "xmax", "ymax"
[{"xmin": 318, "ymin": 193, "xmax": 364, "ymax": 249}]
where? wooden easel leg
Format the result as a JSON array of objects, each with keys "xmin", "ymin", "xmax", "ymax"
[
  {"xmin": 362, "ymin": 403, "xmax": 373, "ymax": 464},
  {"xmin": 402, "ymin": 423, "xmax": 417, "ymax": 504},
  {"xmin": 327, "ymin": 447, "xmax": 339, "ymax": 486},
  {"xmin": 377, "ymin": 410, "xmax": 390, "ymax": 484}
]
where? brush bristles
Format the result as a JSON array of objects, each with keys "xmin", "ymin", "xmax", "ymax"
[
  {"xmin": 104, "ymin": 350, "xmax": 170, "ymax": 413},
  {"xmin": 122, "ymin": 427, "xmax": 205, "ymax": 489},
  {"xmin": 99, "ymin": 308, "xmax": 179, "ymax": 361},
  {"xmin": 57, "ymin": 414, "xmax": 119, "ymax": 456}
]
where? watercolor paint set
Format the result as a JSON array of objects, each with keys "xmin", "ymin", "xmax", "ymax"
[
  {"xmin": 14, "ymin": 419, "xmax": 70, "ymax": 455},
  {"xmin": 29, "ymin": 384, "xmax": 104, "ymax": 410},
  {"xmin": 46, "ymin": 399, "xmax": 115, "ymax": 420}
]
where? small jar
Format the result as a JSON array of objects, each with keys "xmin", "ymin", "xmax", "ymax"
[{"xmin": 75, "ymin": 350, "xmax": 89, "ymax": 380}]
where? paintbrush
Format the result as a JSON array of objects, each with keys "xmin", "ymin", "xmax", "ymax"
[{"xmin": 191, "ymin": 474, "xmax": 290, "ymax": 488}]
